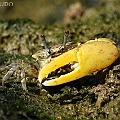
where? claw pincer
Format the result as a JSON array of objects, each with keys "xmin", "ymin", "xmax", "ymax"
[{"xmin": 39, "ymin": 38, "xmax": 119, "ymax": 86}]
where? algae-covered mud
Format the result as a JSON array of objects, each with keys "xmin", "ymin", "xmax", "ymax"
[{"xmin": 0, "ymin": 0, "xmax": 120, "ymax": 119}]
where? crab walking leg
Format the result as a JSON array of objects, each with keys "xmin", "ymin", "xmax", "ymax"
[
  {"xmin": 38, "ymin": 48, "xmax": 79, "ymax": 83},
  {"xmin": 2, "ymin": 66, "xmax": 17, "ymax": 86},
  {"xmin": 21, "ymin": 78, "xmax": 27, "ymax": 91},
  {"xmin": 21, "ymin": 70, "xmax": 27, "ymax": 91},
  {"xmin": 39, "ymin": 40, "xmax": 119, "ymax": 86},
  {"xmin": 0, "ymin": 65, "xmax": 12, "ymax": 72}
]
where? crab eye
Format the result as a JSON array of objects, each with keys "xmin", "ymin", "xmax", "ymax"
[
  {"xmin": 63, "ymin": 30, "xmax": 69, "ymax": 47},
  {"xmin": 41, "ymin": 34, "xmax": 51, "ymax": 54}
]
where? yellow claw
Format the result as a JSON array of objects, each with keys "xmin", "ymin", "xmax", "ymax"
[{"xmin": 39, "ymin": 38, "xmax": 119, "ymax": 86}]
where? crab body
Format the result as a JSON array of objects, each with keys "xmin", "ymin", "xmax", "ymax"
[
  {"xmin": 32, "ymin": 42, "xmax": 78, "ymax": 68},
  {"xmin": 38, "ymin": 38, "xmax": 119, "ymax": 86}
]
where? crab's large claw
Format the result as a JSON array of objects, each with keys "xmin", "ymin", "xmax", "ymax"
[{"xmin": 39, "ymin": 38, "xmax": 119, "ymax": 86}]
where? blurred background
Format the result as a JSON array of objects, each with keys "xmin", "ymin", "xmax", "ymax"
[{"xmin": 0, "ymin": 0, "xmax": 100, "ymax": 24}]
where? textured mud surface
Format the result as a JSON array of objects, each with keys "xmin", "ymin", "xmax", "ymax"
[{"xmin": 0, "ymin": 0, "xmax": 120, "ymax": 120}]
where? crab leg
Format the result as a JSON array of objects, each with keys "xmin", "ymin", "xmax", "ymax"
[
  {"xmin": 21, "ymin": 70, "xmax": 27, "ymax": 91},
  {"xmin": 0, "ymin": 65, "xmax": 12, "ymax": 72},
  {"xmin": 2, "ymin": 65, "xmax": 18, "ymax": 86},
  {"xmin": 39, "ymin": 39, "xmax": 119, "ymax": 86}
]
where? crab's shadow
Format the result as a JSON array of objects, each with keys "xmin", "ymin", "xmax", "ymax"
[{"xmin": 43, "ymin": 75, "xmax": 101, "ymax": 105}]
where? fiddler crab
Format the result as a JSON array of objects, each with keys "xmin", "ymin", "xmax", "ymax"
[{"xmin": 0, "ymin": 31, "xmax": 119, "ymax": 91}]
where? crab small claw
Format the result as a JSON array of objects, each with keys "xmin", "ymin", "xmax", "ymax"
[{"xmin": 39, "ymin": 38, "xmax": 119, "ymax": 86}]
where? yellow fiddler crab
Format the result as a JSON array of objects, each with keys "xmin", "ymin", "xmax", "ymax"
[
  {"xmin": 1, "ymin": 31, "xmax": 119, "ymax": 91},
  {"xmin": 32, "ymin": 32, "xmax": 119, "ymax": 87}
]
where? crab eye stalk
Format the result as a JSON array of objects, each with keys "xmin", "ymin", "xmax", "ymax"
[
  {"xmin": 41, "ymin": 35, "xmax": 50, "ymax": 54},
  {"xmin": 63, "ymin": 31, "xmax": 69, "ymax": 47}
]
